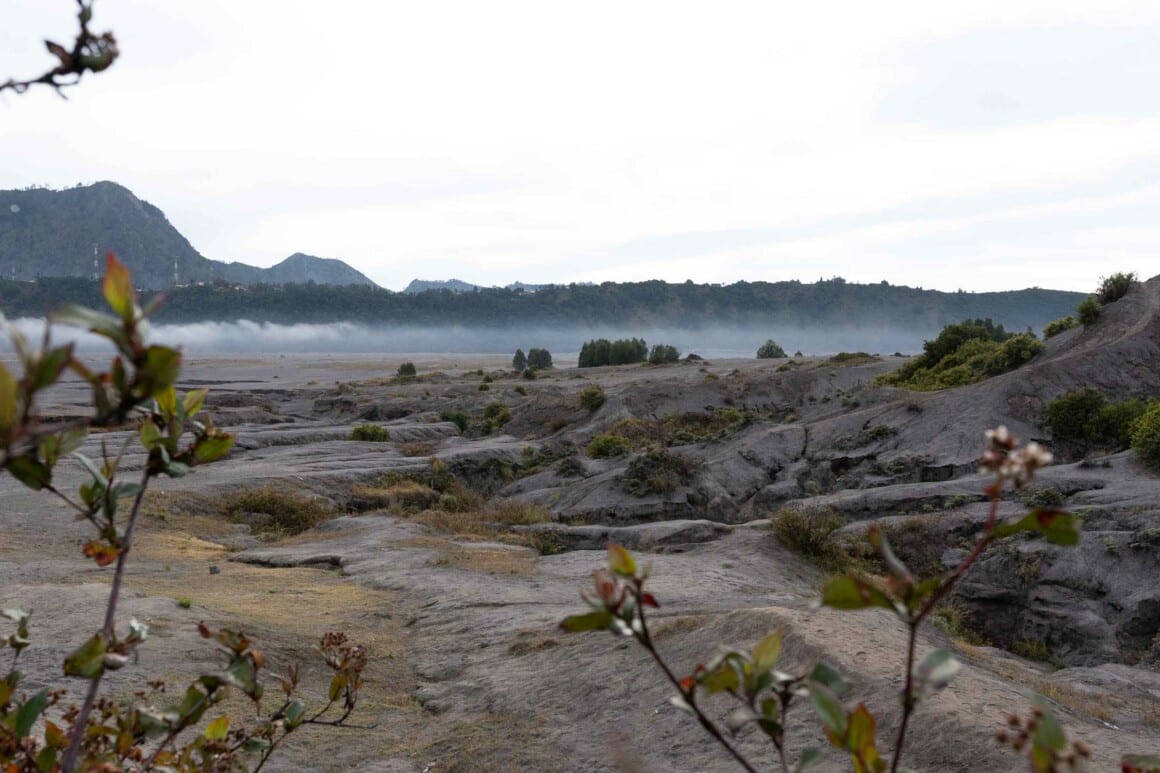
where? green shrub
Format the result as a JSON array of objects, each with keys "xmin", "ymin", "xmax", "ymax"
[
  {"xmin": 578, "ymin": 385, "xmax": 606, "ymax": 412},
  {"xmin": 522, "ymin": 367, "xmax": 538, "ymax": 380},
  {"xmin": 481, "ymin": 401, "xmax": 511, "ymax": 432},
  {"xmin": 1019, "ymin": 487, "xmax": 1066, "ymax": 508},
  {"xmin": 587, "ymin": 433, "xmax": 632, "ymax": 458},
  {"xmin": 1043, "ymin": 315, "xmax": 1078, "ymax": 339},
  {"xmin": 756, "ymin": 339, "xmax": 787, "ymax": 359},
  {"xmin": 1131, "ymin": 402, "xmax": 1160, "ymax": 469},
  {"xmin": 512, "ymin": 348, "xmax": 527, "ymax": 371},
  {"xmin": 224, "ymin": 486, "xmax": 336, "ymax": 538},
  {"xmin": 439, "ymin": 410, "xmax": 469, "ymax": 433},
  {"xmin": 878, "ymin": 324, "xmax": 1043, "ymax": 391},
  {"xmin": 349, "ymin": 424, "xmax": 391, "ymax": 442},
  {"xmin": 1077, "ymin": 296, "xmax": 1100, "ymax": 325},
  {"xmin": 1045, "ymin": 388, "xmax": 1147, "ymax": 450},
  {"xmin": 647, "ymin": 344, "xmax": 680, "ymax": 364},
  {"xmin": 1095, "ymin": 271, "xmax": 1136, "ymax": 305},
  {"xmin": 771, "ymin": 505, "xmax": 851, "ymax": 571},
  {"xmin": 622, "ymin": 447, "xmax": 698, "ymax": 497},
  {"xmin": 514, "ymin": 385, "xmax": 528, "ymax": 396},
  {"xmin": 396, "ymin": 361, "xmax": 417, "ymax": 377}
]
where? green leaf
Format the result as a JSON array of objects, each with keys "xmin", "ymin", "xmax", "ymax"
[
  {"xmin": 183, "ymin": 388, "xmax": 208, "ymax": 418},
  {"xmin": 809, "ymin": 682, "xmax": 847, "ymax": 737},
  {"xmin": 808, "ymin": 662, "xmax": 852, "ymax": 696},
  {"xmin": 140, "ymin": 418, "xmax": 163, "ymax": 451},
  {"xmin": 283, "ymin": 699, "xmax": 306, "ymax": 728},
  {"xmin": 141, "ymin": 346, "xmax": 181, "ymax": 397},
  {"xmin": 752, "ymin": 630, "xmax": 782, "ymax": 674},
  {"xmin": 63, "ymin": 634, "xmax": 107, "ymax": 679},
  {"xmin": 102, "ymin": 254, "xmax": 137, "ymax": 319},
  {"xmin": 193, "ymin": 434, "xmax": 234, "ymax": 464},
  {"xmin": 13, "ymin": 689, "xmax": 48, "ymax": 738},
  {"xmin": 913, "ymin": 649, "xmax": 959, "ymax": 698},
  {"xmin": 204, "ymin": 715, "xmax": 229, "ymax": 741},
  {"xmin": 156, "ymin": 385, "xmax": 177, "ymax": 417},
  {"xmin": 846, "ymin": 703, "xmax": 882, "ymax": 772},
  {"xmin": 6, "ymin": 455, "xmax": 52, "ymax": 490},
  {"xmin": 796, "ymin": 748, "xmax": 822, "ymax": 772},
  {"xmin": 607, "ymin": 543, "xmax": 637, "ymax": 578},
  {"xmin": 995, "ymin": 509, "xmax": 1080, "ymax": 546},
  {"xmin": 73, "ymin": 452, "xmax": 108, "ymax": 490},
  {"xmin": 1032, "ymin": 509, "xmax": 1081, "ymax": 546},
  {"xmin": 698, "ymin": 660, "xmax": 741, "ymax": 694},
  {"xmin": 328, "ymin": 672, "xmax": 348, "ymax": 702},
  {"xmin": 560, "ymin": 610, "xmax": 613, "ymax": 633},
  {"xmin": 0, "ymin": 362, "xmax": 17, "ymax": 436},
  {"xmin": 50, "ymin": 304, "xmax": 123, "ymax": 342},
  {"xmin": 28, "ymin": 344, "xmax": 74, "ymax": 394},
  {"xmin": 1031, "ymin": 702, "xmax": 1066, "ymax": 752},
  {"xmin": 821, "ymin": 576, "xmax": 895, "ymax": 611}
]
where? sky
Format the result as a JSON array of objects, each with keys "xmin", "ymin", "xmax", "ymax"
[{"xmin": 1, "ymin": 1, "xmax": 1157, "ymax": 293}]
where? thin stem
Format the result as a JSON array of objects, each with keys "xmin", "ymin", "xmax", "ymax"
[
  {"xmin": 891, "ymin": 492, "xmax": 1002, "ymax": 773},
  {"xmin": 101, "ymin": 465, "xmax": 150, "ymax": 638},
  {"xmin": 61, "ymin": 465, "xmax": 152, "ymax": 773},
  {"xmin": 889, "ymin": 623, "xmax": 919, "ymax": 773},
  {"xmin": 634, "ymin": 589, "xmax": 759, "ymax": 773}
]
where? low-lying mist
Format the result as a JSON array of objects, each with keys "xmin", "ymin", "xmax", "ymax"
[{"xmin": 1, "ymin": 319, "xmax": 930, "ymax": 359}]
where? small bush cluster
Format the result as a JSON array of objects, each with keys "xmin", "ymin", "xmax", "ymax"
[
  {"xmin": 607, "ymin": 409, "xmax": 751, "ymax": 450},
  {"xmin": 578, "ymin": 338, "xmax": 648, "ymax": 367},
  {"xmin": 527, "ymin": 348, "xmax": 553, "ymax": 369},
  {"xmin": 828, "ymin": 351, "xmax": 879, "ymax": 365},
  {"xmin": 647, "ymin": 343, "xmax": 681, "ymax": 364},
  {"xmin": 587, "ymin": 433, "xmax": 632, "ymax": 458},
  {"xmin": 1095, "ymin": 271, "xmax": 1136, "ymax": 305},
  {"xmin": 224, "ymin": 487, "xmax": 337, "ymax": 538},
  {"xmin": 1043, "ymin": 315, "xmax": 1078, "ymax": 339},
  {"xmin": 578, "ymin": 384, "xmax": 606, "ymax": 411},
  {"xmin": 771, "ymin": 505, "xmax": 851, "ymax": 572},
  {"xmin": 396, "ymin": 361, "xmax": 417, "ymax": 377},
  {"xmin": 756, "ymin": 339, "xmax": 787, "ymax": 359},
  {"xmin": 1045, "ymin": 387, "xmax": 1149, "ymax": 451},
  {"xmin": 621, "ymin": 447, "xmax": 699, "ymax": 497},
  {"xmin": 878, "ymin": 318, "xmax": 1043, "ymax": 391},
  {"xmin": 1077, "ymin": 296, "xmax": 1101, "ymax": 326},
  {"xmin": 481, "ymin": 401, "xmax": 512, "ymax": 433},
  {"xmin": 1131, "ymin": 402, "xmax": 1160, "ymax": 469},
  {"xmin": 439, "ymin": 410, "xmax": 469, "ymax": 432},
  {"xmin": 349, "ymin": 423, "xmax": 391, "ymax": 442}
]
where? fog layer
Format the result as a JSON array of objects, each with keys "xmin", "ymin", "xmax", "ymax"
[{"xmin": 2, "ymin": 319, "xmax": 930, "ymax": 358}]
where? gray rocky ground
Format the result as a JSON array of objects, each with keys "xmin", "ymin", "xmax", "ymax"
[{"xmin": 2, "ymin": 278, "xmax": 1159, "ymax": 770}]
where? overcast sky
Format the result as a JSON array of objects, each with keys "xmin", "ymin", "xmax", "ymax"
[{"xmin": 1, "ymin": 1, "xmax": 1157, "ymax": 292}]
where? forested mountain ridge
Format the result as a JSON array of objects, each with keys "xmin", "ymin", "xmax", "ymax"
[
  {"xmin": 0, "ymin": 273, "xmax": 1083, "ymax": 332},
  {"xmin": 0, "ymin": 182, "xmax": 376, "ymax": 288}
]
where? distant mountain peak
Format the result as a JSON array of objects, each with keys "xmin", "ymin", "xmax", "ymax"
[{"xmin": 0, "ymin": 182, "xmax": 377, "ymax": 289}]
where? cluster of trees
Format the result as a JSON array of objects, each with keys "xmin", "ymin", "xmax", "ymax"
[
  {"xmin": 577, "ymin": 338, "xmax": 648, "ymax": 367},
  {"xmin": 512, "ymin": 348, "xmax": 552, "ymax": 371},
  {"xmin": 0, "ymin": 275, "xmax": 1084, "ymax": 331},
  {"xmin": 647, "ymin": 343, "xmax": 680, "ymax": 364}
]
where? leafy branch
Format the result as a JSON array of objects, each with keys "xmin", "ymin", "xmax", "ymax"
[{"xmin": 0, "ymin": 1, "xmax": 119, "ymax": 97}]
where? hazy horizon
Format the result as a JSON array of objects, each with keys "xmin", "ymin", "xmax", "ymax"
[{"xmin": 1, "ymin": 317, "xmax": 935, "ymax": 359}]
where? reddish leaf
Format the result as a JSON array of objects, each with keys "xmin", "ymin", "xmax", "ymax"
[{"xmin": 83, "ymin": 540, "xmax": 120, "ymax": 567}]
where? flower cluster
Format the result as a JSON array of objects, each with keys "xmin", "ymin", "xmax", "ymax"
[{"xmin": 979, "ymin": 425, "xmax": 1053, "ymax": 488}]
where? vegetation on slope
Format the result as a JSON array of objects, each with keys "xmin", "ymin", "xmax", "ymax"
[{"xmin": 878, "ymin": 318, "xmax": 1044, "ymax": 391}]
